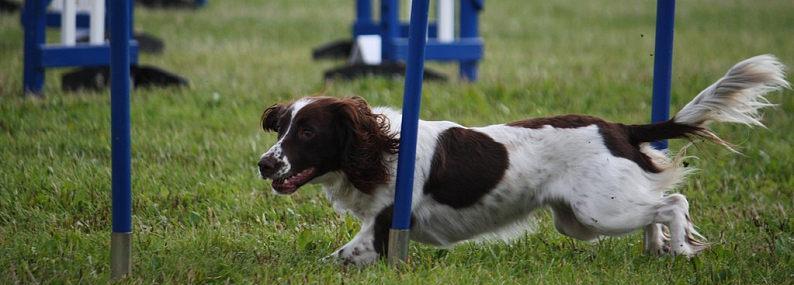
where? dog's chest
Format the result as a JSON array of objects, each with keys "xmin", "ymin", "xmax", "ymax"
[{"xmin": 322, "ymin": 182, "xmax": 392, "ymax": 219}]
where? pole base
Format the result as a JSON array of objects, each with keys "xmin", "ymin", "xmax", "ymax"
[
  {"xmin": 111, "ymin": 232, "xmax": 131, "ymax": 280},
  {"xmin": 0, "ymin": 0, "xmax": 20, "ymax": 13},
  {"xmin": 312, "ymin": 39, "xmax": 353, "ymax": 60},
  {"xmin": 136, "ymin": 0, "xmax": 202, "ymax": 9},
  {"xmin": 387, "ymin": 229, "xmax": 410, "ymax": 266},
  {"xmin": 61, "ymin": 64, "xmax": 189, "ymax": 92}
]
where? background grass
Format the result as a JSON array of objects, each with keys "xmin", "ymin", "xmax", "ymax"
[{"xmin": 1, "ymin": 0, "xmax": 792, "ymax": 283}]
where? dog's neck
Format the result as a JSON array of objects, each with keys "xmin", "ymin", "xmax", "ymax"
[
  {"xmin": 311, "ymin": 106, "xmax": 403, "ymax": 220},
  {"xmin": 314, "ymin": 168, "xmax": 395, "ymax": 221}
]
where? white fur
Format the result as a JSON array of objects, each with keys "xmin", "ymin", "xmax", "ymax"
[{"xmin": 675, "ymin": 55, "xmax": 788, "ymax": 128}]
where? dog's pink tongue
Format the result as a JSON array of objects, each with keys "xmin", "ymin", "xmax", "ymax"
[
  {"xmin": 271, "ymin": 168, "xmax": 315, "ymax": 194},
  {"xmin": 272, "ymin": 180, "xmax": 296, "ymax": 193}
]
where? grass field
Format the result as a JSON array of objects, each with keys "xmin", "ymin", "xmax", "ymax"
[{"xmin": 1, "ymin": 0, "xmax": 793, "ymax": 283}]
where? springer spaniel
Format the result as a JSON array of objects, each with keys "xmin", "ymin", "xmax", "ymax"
[{"xmin": 257, "ymin": 55, "xmax": 788, "ymax": 265}]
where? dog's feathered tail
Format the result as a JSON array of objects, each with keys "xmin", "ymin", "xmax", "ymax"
[{"xmin": 626, "ymin": 55, "xmax": 789, "ymax": 151}]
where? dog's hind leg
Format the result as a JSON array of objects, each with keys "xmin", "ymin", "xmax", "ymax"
[
  {"xmin": 550, "ymin": 202, "xmax": 599, "ymax": 241},
  {"xmin": 643, "ymin": 223, "xmax": 670, "ymax": 255},
  {"xmin": 651, "ymin": 194, "xmax": 708, "ymax": 257},
  {"xmin": 546, "ymin": 168, "xmax": 661, "ymax": 238},
  {"xmin": 546, "ymin": 159, "xmax": 707, "ymax": 256},
  {"xmin": 545, "ymin": 165, "xmax": 671, "ymax": 246},
  {"xmin": 560, "ymin": 189, "xmax": 707, "ymax": 257}
]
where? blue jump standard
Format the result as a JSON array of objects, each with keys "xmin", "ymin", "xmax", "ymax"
[
  {"xmin": 318, "ymin": 0, "xmax": 484, "ymax": 81},
  {"xmin": 22, "ymin": 0, "xmax": 138, "ymax": 95},
  {"xmin": 39, "ymin": 43, "xmax": 139, "ymax": 67}
]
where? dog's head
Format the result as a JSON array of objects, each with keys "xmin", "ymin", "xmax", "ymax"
[{"xmin": 258, "ymin": 96, "xmax": 399, "ymax": 195}]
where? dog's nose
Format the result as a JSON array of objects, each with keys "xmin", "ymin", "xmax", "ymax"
[{"xmin": 258, "ymin": 156, "xmax": 280, "ymax": 178}]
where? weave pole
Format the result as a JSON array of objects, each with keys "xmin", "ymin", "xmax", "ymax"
[
  {"xmin": 650, "ymin": 0, "xmax": 675, "ymax": 150},
  {"xmin": 387, "ymin": 0, "xmax": 430, "ymax": 265},
  {"xmin": 110, "ymin": 0, "xmax": 133, "ymax": 279}
]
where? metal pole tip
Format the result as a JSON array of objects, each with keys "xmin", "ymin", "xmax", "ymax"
[
  {"xmin": 110, "ymin": 232, "xmax": 132, "ymax": 279},
  {"xmin": 387, "ymin": 229, "xmax": 410, "ymax": 266}
]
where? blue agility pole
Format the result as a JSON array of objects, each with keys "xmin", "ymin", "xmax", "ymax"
[
  {"xmin": 110, "ymin": 0, "xmax": 133, "ymax": 279},
  {"xmin": 388, "ymin": 0, "xmax": 430, "ymax": 265},
  {"xmin": 650, "ymin": 0, "xmax": 675, "ymax": 150}
]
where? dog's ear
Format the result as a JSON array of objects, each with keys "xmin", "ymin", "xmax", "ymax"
[
  {"xmin": 261, "ymin": 103, "xmax": 284, "ymax": 132},
  {"xmin": 334, "ymin": 97, "xmax": 399, "ymax": 194},
  {"xmin": 348, "ymin": 96, "xmax": 368, "ymax": 108}
]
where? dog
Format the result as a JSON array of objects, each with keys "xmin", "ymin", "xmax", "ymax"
[{"xmin": 257, "ymin": 55, "xmax": 788, "ymax": 265}]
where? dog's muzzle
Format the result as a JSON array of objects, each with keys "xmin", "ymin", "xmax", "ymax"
[{"xmin": 258, "ymin": 156, "xmax": 283, "ymax": 179}]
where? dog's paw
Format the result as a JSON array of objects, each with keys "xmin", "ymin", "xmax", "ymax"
[
  {"xmin": 333, "ymin": 244, "xmax": 379, "ymax": 266},
  {"xmin": 645, "ymin": 243, "xmax": 671, "ymax": 256}
]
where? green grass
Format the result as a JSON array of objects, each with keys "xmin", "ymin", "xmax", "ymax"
[{"xmin": 1, "ymin": 0, "xmax": 793, "ymax": 283}]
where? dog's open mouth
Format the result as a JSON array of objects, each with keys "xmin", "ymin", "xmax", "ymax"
[{"xmin": 271, "ymin": 168, "xmax": 316, "ymax": 194}]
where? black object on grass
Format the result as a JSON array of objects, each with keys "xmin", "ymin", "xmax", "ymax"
[{"xmin": 62, "ymin": 65, "xmax": 189, "ymax": 92}]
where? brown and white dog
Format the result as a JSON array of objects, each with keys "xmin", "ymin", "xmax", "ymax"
[{"xmin": 257, "ymin": 55, "xmax": 788, "ymax": 265}]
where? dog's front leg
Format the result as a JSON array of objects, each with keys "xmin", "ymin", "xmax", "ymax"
[{"xmin": 331, "ymin": 221, "xmax": 381, "ymax": 266}]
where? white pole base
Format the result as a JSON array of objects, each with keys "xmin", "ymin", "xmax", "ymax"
[{"xmin": 349, "ymin": 35, "xmax": 382, "ymax": 65}]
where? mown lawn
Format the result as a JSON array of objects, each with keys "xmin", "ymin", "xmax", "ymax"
[{"xmin": 1, "ymin": 0, "xmax": 792, "ymax": 283}]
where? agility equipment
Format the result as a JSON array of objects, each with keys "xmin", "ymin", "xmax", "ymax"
[
  {"xmin": 318, "ymin": 0, "xmax": 484, "ymax": 81},
  {"xmin": 22, "ymin": 0, "xmax": 186, "ymax": 95},
  {"xmin": 108, "ymin": 0, "xmax": 133, "ymax": 279}
]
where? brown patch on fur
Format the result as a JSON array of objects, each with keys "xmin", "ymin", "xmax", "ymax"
[
  {"xmin": 507, "ymin": 115, "xmax": 606, "ymax": 130},
  {"xmin": 423, "ymin": 127, "xmax": 510, "ymax": 208},
  {"xmin": 624, "ymin": 120, "xmax": 710, "ymax": 145},
  {"xmin": 508, "ymin": 115, "xmax": 708, "ymax": 173},
  {"xmin": 333, "ymin": 97, "xmax": 400, "ymax": 194}
]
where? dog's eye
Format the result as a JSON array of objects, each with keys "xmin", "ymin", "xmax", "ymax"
[{"xmin": 299, "ymin": 128, "xmax": 315, "ymax": 140}]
